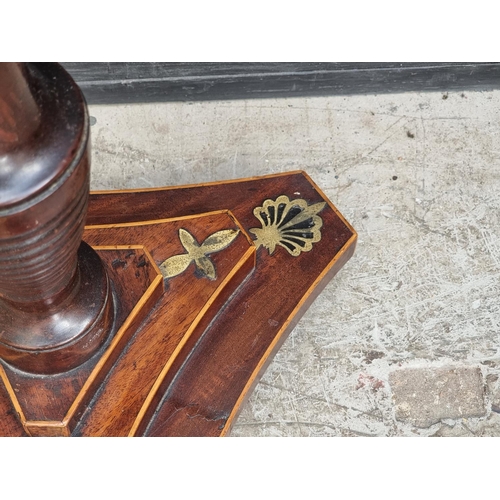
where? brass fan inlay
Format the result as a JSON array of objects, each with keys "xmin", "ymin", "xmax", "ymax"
[{"xmin": 249, "ymin": 195, "xmax": 326, "ymax": 256}]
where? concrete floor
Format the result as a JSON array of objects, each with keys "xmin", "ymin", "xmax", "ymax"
[{"xmin": 88, "ymin": 89, "xmax": 500, "ymax": 436}]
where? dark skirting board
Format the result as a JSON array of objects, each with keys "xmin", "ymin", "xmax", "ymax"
[{"xmin": 60, "ymin": 62, "xmax": 500, "ymax": 105}]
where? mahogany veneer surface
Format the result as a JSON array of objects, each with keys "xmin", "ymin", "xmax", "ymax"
[{"xmin": 0, "ymin": 171, "xmax": 356, "ymax": 436}]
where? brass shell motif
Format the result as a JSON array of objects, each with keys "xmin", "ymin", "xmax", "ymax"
[
  {"xmin": 159, "ymin": 228, "xmax": 240, "ymax": 280},
  {"xmin": 249, "ymin": 195, "xmax": 326, "ymax": 256}
]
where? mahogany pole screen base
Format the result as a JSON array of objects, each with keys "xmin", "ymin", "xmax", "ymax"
[{"xmin": 0, "ymin": 64, "xmax": 356, "ymax": 437}]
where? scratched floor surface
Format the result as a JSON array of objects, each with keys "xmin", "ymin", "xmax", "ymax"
[{"xmin": 88, "ymin": 90, "xmax": 500, "ymax": 436}]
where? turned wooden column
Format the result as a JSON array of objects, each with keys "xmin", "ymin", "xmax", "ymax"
[{"xmin": 0, "ymin": 63, "xmax": 114, "ymax": 374}]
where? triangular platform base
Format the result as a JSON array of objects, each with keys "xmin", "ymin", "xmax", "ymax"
[{"xmin": 0, "ymin": 171, "xmax": 356, "ymax": 436}]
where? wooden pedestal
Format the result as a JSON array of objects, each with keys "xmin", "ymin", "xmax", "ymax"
[{"xmin": 0, "ymin": 171, "xmax": 356, "ymax": 436}]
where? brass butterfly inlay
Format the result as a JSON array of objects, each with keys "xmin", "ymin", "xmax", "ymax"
[{"xmin": 159, "ymin": 228, "xmax": 240, "ymax": 280}]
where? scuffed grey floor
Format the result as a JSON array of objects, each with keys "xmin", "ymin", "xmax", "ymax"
[{"xmin": 88, "ymin": 90, "xmax": 500, "ymax": 436}]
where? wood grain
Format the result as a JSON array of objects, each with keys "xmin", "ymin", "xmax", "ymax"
[
  {"xmin": 0, "ymin": 63, "xmax": 357, "ymax": 436},
  {"xmin": 86, "ymin": 171, "xmax": 356, "ymax": 436},
  {"xmin": 74, "ymin": 211, "xmax": 253, "ymax": 436},
  {"xmin": 0, "ymin": 171, "xmax": 356, "ymax": 436},
  {"xmin": 0, "ymin": 63, "xmax": 114, "ymax": 375},
  {"xmin": 0, "ymin": 247, "xmax": 161, "ymax": 436}
]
